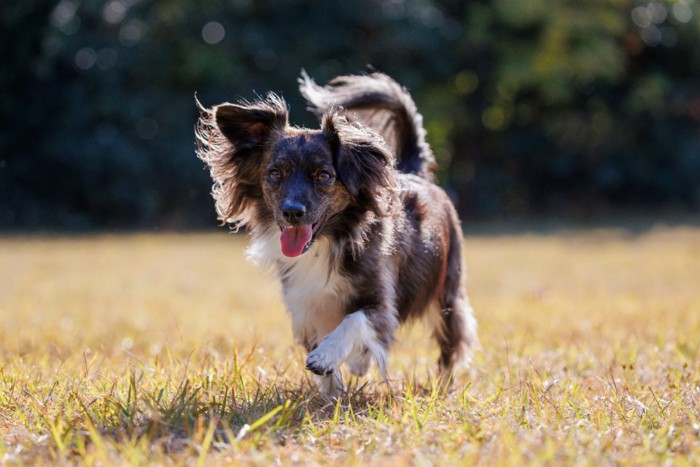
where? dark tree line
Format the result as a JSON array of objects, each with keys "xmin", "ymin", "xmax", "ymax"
[{"xmin": 2, "ymin": 0, "xmax": 699, "ymax": 230}]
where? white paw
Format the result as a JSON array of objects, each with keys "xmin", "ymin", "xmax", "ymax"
[{"xmin": 306, "ymin": 338, "xmax": 350, "ymax": 375}]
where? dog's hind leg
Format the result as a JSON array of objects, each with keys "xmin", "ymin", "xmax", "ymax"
[
  {"xmin": 433, "ymin": 228, "xmax": 478, "ymax": 384},
  {"xmin": 434, "ymin": 291, "xmax": 477, "ymax": 381}
]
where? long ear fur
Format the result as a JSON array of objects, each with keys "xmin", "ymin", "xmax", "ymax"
[
  {"xmin": 195, "ymin": 94, "xmax": 287, "ymax": 227},
  {"xmin": 322, "ymin": 112, "xmax": 397, "ymax": 217}
]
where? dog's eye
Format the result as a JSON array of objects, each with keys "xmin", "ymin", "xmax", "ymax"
[
  {"xmin": 267, "ymin": 168, "xmax": 281, "ymax": 181},
  {"xmin": 315, "ymin": 170, "xmax": 333, "ymax": 183}
]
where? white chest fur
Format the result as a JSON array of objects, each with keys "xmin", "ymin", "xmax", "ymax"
[{"xmin": 247, "ymin": 229, "xmax": 351, "ymax": 348}]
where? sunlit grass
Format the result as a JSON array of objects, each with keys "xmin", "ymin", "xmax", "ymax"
[{"xmin": 1, "ymin": 225, "xmax": 699, "ymax": 464}]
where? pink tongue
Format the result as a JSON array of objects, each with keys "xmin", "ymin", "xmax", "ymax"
[{"xmin": 280, "ymin": 225, "xmax": 313, "ymax": 257}]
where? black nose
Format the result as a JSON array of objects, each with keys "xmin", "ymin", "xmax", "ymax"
[{"xmin": 281, "ymin": 201, "xmax": 306, "ymax": 221}]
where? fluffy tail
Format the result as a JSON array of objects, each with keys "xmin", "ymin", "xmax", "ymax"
[{"xmin": 300, "ymin": 71, "xmax": 436, "ymax": 180}]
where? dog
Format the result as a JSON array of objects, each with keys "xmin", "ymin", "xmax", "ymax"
[{"xmin": 196, "ymin": 72, "xmax": 477, "ymax": 396}]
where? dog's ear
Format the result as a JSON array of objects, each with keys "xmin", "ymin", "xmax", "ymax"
[
  {"xmin": 214, "ymin": 96, "xmax": 287, "ymax": 151},
  {"xmin": 323, "ymin": 113, "xmax": 397, "ymax": 217},
  {"xmin": 196, "ymin": 94, "xmax": 288, "ymax": 227}
]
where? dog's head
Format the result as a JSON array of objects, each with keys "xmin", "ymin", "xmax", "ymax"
[{"xmin": 196, "ymin": 94, "xmax": 396, "ymax": 257}]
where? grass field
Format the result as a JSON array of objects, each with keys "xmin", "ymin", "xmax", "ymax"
[{"xmin": 1, "ymin": 223, "xmax": 699, "ymax": 465}]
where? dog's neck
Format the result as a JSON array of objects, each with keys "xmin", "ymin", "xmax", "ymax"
[
  {"xmin": 246, "ymin": 224, "xmax": 336, "ymax": 275},
  {"xmin": 246, "ymin": 223, "xmax": 352, "ymax": 349}
]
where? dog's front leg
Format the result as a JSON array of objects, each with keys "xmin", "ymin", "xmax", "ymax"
[
  {"xmin": 306, "ymin": 309, "xmax": 394, "ymax": 395},
  {"xmin": 313, "ymin": 371, "xmax": 344, "ymax": 398}
]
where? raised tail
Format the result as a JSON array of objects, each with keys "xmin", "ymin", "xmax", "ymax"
[{"xmin": 299, "ymin": 71, "xmax": 436, "ymax": 180}]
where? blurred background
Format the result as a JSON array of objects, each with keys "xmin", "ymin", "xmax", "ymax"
[{"xmin": 2, "ymin": 0, "xmax": 699, "ymax": 231}]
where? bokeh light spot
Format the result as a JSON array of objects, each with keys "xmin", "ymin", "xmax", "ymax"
[
  {"xmin": 103, "ymin": 0, "xmax": 127, "ymax": 24},
  {"xmin": 75, "ymin": 47, "xmax": 97, "ymax": 70},
  {"xmin": 661, "ymin": 26, "xmax": 678, "ymax": 47},
  {"xmin": 482, "ymin": 107, "xmax": 508, "ymax": 131},
  {"xmin": 119, "ymin": 19, "xmax": 145, "ymax": 47},
  {"xmin": 672, "ymin": 2, "xmax": 693, "ymax": 23},
  {"xmin": 50, "ymin": 0, "xmax": 78, "ymax": 28},
  {"xmin": 632, "ymin": 6, "xmax": 651, "ymax": 28},
  {"xmin": 647, "ymin": 2, "xmax": 667, "ymax": 24},
  {"xmin": 641, "ymin": 25, "xmax": 662, "ymax": 46},
  {"xmin": 454, "ymin": 71, "xmax": 479, "ymax": 95},
  {"xmin": 202, "ymin": 21, "xmax": 225, "ymax": 45}
]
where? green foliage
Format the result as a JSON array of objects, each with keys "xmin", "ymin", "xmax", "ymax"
[
  {"xmin": 1, "ymin": 0, "xmax": 699, "ymax": 228},
  {"xmin": 457, "ymin": 0, "xmax": 700, "ymax": 215}
]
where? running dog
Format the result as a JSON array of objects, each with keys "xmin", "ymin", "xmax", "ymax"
[{"xmin": 196, "ymin": 72, "xmax": 477, "ymax": 396}]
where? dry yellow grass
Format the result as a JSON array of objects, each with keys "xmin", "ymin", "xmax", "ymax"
[{"xmin": 1, "ymin": 224, "xmax": 699, "ymax": 465}]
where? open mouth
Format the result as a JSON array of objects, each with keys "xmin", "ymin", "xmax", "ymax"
[{"xmin": 279, "ymin": 223, "xmax": 318, "ymax": 257}]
